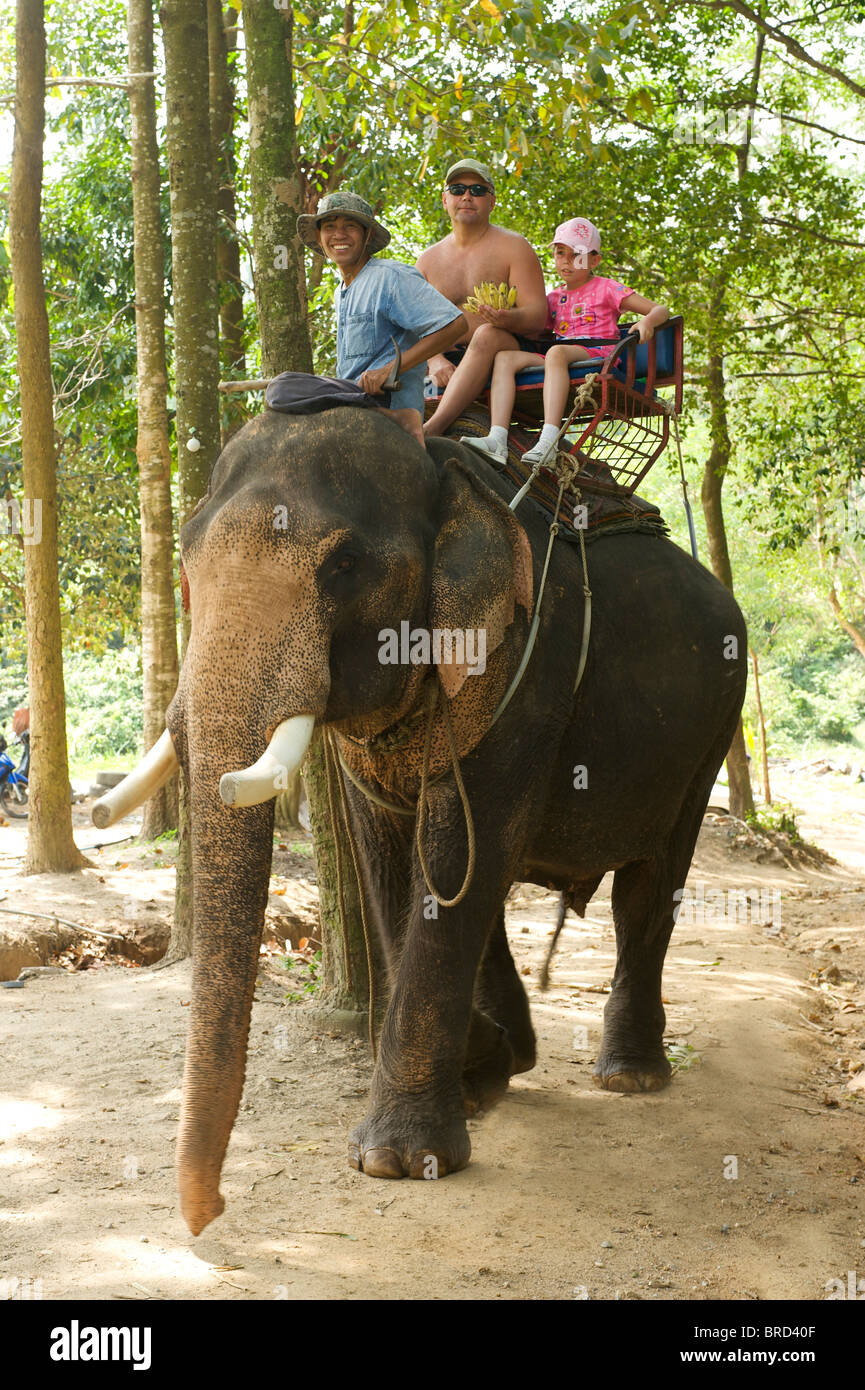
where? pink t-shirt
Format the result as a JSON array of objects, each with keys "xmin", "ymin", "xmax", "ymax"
[{"xmin": 545, "ymin": 276, "xmax": 633, "ymax": 340}]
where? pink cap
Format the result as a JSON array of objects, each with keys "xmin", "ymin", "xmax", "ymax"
[{"xmin": 548, "ymin": 218, "xmax": 601, "ymax": 255}]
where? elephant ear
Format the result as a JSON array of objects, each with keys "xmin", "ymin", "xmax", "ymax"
[{"xmin": 429, "ymin": 455, "xmax": 534, "ymax": 699}]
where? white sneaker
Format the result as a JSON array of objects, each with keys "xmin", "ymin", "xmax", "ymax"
[
  {"xmin": 521, "ymin": 438, "xmax": 557, "ymax": 465},
  {"xmin": 459, "ymin": 434, "xmax": 508, "ymax": 464}
]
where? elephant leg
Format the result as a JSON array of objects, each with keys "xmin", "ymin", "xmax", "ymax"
[
  {"xmin": 341, "ymin": 784, "xmax": 415, "ymax": 981},
  {"xmin": 349, "ymin": 791, "xmax": 520, "ymax": 1180},
  {"xmin": 594, "ymin": 856, "xmax": 674, "ymax": 1092},
  {"xmin": 472, "ymin": 910, "xmax": 536, "ymax": 1073},
  {"xmin": 462, "ymin": 913, "xmax": 539, "ymax": 1114},
  {"xmin": 595, "ymin": 773, "xmax": 715, "ymax": 1093},
  {"xmin": 461, "ymin": 1010, "xmax": 514, "ymax": 1117}
]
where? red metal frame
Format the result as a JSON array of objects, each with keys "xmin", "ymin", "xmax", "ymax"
[{"xmin": 510, "ymin": 316, "xmax": 684, "ymax": 497}]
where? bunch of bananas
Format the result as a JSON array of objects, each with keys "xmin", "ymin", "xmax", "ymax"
[{"xmin": 461, "ymin": 281, "xmax": 518, "ymax": 312}]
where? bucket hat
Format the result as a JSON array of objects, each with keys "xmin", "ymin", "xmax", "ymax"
[{"xmin": 297, "ymin": 191, "xmax": 391, "ymax": 255}]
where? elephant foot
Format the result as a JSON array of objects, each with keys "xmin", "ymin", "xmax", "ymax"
[
  {"xmin": 508, "ymin": 1031, "xmax": 537, "ymax": 1076},
  {"xmin": 462, "ymin": 1023, "xmax": 514, "ymax": 1116},
  {"xmin": 348, "ymin": 1106, "xmax": 471, "ymax": 1180},
  {"xmin": 593, "ymin": 1052, "xmax": 672, "ymax": 1093}
]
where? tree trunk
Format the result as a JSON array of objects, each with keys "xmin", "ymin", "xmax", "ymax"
[
  {"xmin": 208, "ymin": 0, "xmax": 247, "ymax": 445},
  {"xmin": 238, "ymin": 7, "xmax": 371, "ymax": 1015},
  {"xmin": 129, "ymin": 0, "xmax": 179, "ymax": 841},
  {"xmin": 10, "ymin": 0, "xmax": 84, "ymax": 873},
  {"xmin": 274, "ymin": 785, "xmax": 303, "ymax": 830},
  {"xmin": 304, "ymin": 731, "xmax": 386, "ymax": 1032},
  {"xmin": 208, "ymin": 1, "xmax": 244, "ymax": 377},
  {"xmin": 750, "ymin": 647, "xmax": 771, "ymax": 805},
  {"xmin": 240, "ymin": 0, "xmax": 312, "ymax": 376},
  {"xmin": 828, "ymin": 583, "xmax": 865, "ymax": 659},
  {"xmin": 701, "ymin": 347, "xmax": 755, "ymax": 821},
  {"xmin": 239, "ymin": 5, "xmax": 365, "ymax": 1009},
  {"xmin": 160, "ymin": 0, "xmax": 222, "ymax": 958}
]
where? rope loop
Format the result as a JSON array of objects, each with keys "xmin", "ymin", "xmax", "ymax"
[{"xmin": 415, "ymin": 675, "xmax": 477, "ymax": 909}]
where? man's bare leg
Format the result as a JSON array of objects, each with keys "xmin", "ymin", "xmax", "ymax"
[
  {"xmin": 377, "ymin": 405, "xmax": 425, "ymax": 448},
  {"xmin": 424, "ymin": 325, "xmax": 519, "ymax": 437}
]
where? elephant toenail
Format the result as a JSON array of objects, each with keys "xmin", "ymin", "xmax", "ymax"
[
  {"xmin": 359, "ymin": 1147, "xmax": 404, "ymax": 1179},
  {"xmin": 408, "ymin": 1151, "xmax": 445, "ymax": 1180}
]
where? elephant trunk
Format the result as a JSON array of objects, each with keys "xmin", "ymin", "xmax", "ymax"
[{"xmin": 175, "ymin": 710, "xmax": 278, "ymax": 1236}]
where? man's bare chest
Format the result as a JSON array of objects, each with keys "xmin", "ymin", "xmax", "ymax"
[{"xmin": 427, "ymin": 239, "xmax": 513, "ymax": 303}]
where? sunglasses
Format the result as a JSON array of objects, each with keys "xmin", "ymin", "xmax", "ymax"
[{"xmin": 446, "ymin": 183, "xmax": 491, "ymax": 197}]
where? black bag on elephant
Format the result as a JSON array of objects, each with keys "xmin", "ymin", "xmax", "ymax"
[{"xmin": 265, "ymin": 371, "xmax": 392, "ymax": 415}]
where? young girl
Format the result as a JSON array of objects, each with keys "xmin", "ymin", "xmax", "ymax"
[{"xmin": 464, "ymin": 217, "xmax": 669, "ymax": 465}]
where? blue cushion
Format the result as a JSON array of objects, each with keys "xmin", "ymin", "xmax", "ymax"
[{"xmin": 423, "ymin": 320, "xmax": 676, "ymax": 400}]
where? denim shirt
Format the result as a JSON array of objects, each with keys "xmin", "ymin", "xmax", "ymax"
[{"xmin": 335, "ymin": 258, "xmax": 460, "ymax": 414}]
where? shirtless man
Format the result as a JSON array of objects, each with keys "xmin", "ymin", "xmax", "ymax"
[{"xmin": 417, "ymin": 158, "xmax": 549, "ymax": 437}]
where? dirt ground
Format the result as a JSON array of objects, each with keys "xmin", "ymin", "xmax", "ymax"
[{"xmin": 1, "ymin": 767, "xmax": 864, "ymax": 1302}]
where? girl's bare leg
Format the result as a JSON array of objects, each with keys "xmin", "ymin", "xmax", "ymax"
[
  {"xmin": 489, "ymin": 351, "xmax": 546, "ymax": 430},
  {"xmin": 542, "ymin": 344, "xmax": 593, "ymax": 426}
]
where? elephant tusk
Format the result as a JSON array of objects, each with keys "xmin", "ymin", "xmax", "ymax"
[
  {"xmin": 219, "ymin": 714, "xmax": 315, "ymax": 809},
  {"xmin": 91, "ymin": 729, "xmax": 179, "ymax": 830}
]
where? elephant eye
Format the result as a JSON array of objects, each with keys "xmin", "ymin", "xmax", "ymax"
[{"xmin": 322, "ymin": 547, "xmax": 361, "ymax": 587}]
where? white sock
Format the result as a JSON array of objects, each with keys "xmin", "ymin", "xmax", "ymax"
[
  {"xmin": 538, "ymin": 423, "xmax": 560, "ymax": 448},
  {"xmin": 487, "ymin": 426, "xmax": 508, "ymax": 448}
]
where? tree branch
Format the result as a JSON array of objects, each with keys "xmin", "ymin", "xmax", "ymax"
[
  {"xmin": 685, "ymin": 0, "xmax": 865, "ymax": 100},
  {"xmin": 0, "ymin": 564, "xmax": 25, "ymax": 600},
  {"xmin": 732, "ymin": 368, "xmax": 864, "ymax": 378},
  {"xmin": 748, "ymin": 101, "xmax": 865, "ymax": 147},
  {"xmin": 761, "ymin": 216, "xmax": 865, "ymax": 249},
  {"xmin": 828, "ymin": 582, "xmax": 865, "ymax": 659}
]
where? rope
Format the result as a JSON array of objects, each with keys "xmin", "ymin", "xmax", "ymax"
[
  {"xmin": 322, "ymin": 732, "xmax": 352, "ymax": 991},
  {"xmin": 572, "ymin": 487, "xmax": 594, "ymax": 697},
  {"xmin": 337, "ymin": 750, "xmax": 415, "ymax": 815},
  {"xmin": 508, "ymin": 372, "xmax": 599, "ymax": 515},
  {"xmin": 669, "ymin": 406, "xmax": 698, "ymax": 560},
  {"xmin": 491, "ymin": 476, "xmax": 566, "ymax": 724},
  {"xmin": 414, "ymin": 677, "xmax": 477, "ymax": 908},
  {"xmin": 325, "ymin": 729, "xmax": 378, "ymax": 1059},
  {"xmin": 320, "ymin": 675, "xmax": 477, "ymax": 1056}
]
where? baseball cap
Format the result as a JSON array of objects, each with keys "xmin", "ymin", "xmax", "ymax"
[
  {"xmin": 549, "ymin": 218, "xmax": 601, "ymax": 255},
  {"xmin": 444, "ymin": 158, "xmax": 496, "ymax": 192}
]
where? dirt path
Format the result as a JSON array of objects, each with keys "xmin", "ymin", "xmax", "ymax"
[{"xmin": 1, "ymin": 774, "xmax": 864, "ymax": 1301}]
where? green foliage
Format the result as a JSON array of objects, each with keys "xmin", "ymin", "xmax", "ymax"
[
  {"xmin": 293, "ymin": 0, "xmax": 657, "ymax": 181},
  {"xmin": 282, "ymin": 949, "xmax": 323, "ymax": 1001},
  {"xmin": 746, "ymin": 802, "xmax": 801, "ymax": 842},
  {"xmin": 1, "ymin": 0, "xmax": 864, "ymax": 772},
  {"xmin": 0, "ymin": 647, "xmax": 147, "ymax": 770},
  {"xmin": 666, "ymin": 1041, "xmax": 701, "ymax": 1073},
  {"xmin": 64, "ymin": 647, "xmax": 144, "ymax": 766},
  {"xmin": 749, "ymin": 641, "xmax": 865, "ymax": 752}
]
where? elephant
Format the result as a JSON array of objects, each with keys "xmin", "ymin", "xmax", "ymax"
[{"xmin": 94, "ymin": 405, "xmax": 747, "ymax": 1236}]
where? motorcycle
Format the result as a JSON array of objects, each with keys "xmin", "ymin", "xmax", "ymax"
[{"xmin": 0, "ymin": 729, "xmax": 30, "ymax": 818}]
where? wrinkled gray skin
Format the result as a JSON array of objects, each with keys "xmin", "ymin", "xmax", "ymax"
[{"xmin": 167, "ymin": 407, "xmax": 747, "ymax": 1235}]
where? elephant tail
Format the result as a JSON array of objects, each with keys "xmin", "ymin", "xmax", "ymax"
[{"xmin": 539, "ymin": 893, "xmax": 568, "ymax": 991}]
